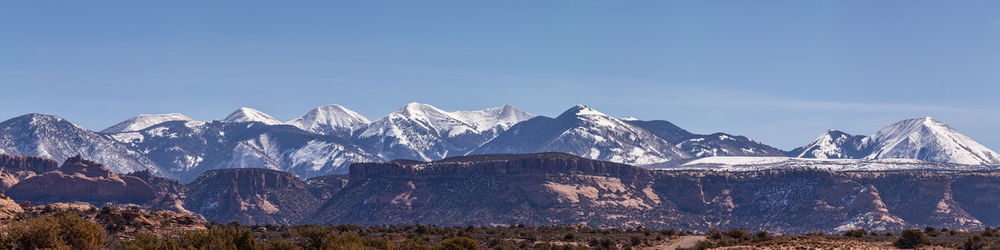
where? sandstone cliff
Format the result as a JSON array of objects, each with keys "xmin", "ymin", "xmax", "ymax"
[
  {"xmin": 0, "ymin": 154, "xmax": 58, "ymax": 191},
  {"xmin": 6, "ymin": 156, "xmax": 156, "ymax": 204}
]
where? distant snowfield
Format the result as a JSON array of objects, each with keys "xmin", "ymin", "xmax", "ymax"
[{"xmin": 651, "ymin": 156, "xmax": 998, "ymax": 172}]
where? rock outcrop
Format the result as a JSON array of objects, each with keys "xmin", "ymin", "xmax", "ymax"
[
  {"xmin": 6, "ymin": 156, "xmax": 156, "ymax": 204},
  {"xmin": 0, "ymin": 193, "xmax": 22, "ymax": 220},
  {"xmin": 184, "ymin": 168, "xmax": 321, "ymax": 225},
  {"xmin": 0, "ymin": 154, "xmax": 58, "ymax": 191}
]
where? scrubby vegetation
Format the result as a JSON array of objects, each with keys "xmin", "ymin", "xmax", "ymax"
[
  {"xmin": 0, "ymin": 214, "xmax": 106, "ymax": 250},
  {"xmin": 108, "ymin": 223, "xmax": 681, "ymax": 250},
  {"xmin": 3, "ymin": 206, "xmax": 1000, "ymax": 250},
  {"xmin": 688, "ymin": 227, "xmax": 1000, "ymax": 249}
]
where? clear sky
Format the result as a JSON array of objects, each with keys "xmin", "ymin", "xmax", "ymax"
[{"xmin": 2, "ymin": 1, "xmax": 999, "ymax": 150}]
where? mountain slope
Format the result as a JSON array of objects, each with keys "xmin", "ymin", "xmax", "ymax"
[
  {"xmin": 101, "ymin": 113, "xmax": 196, "ymax": 133},
  {"xmin": 788, "ymin": 130, "xmax": 869, "ymax": 159},
  {"xmin": 626, "ymin": 120, "xmax": 785, "ymax": 158},
  {"xmin": 356, "ymin": 103, "xmax": 532, "ymax": 161},
  {"xmin": 0, "ymin": 114, "xmax": 165, "ymax": 175},
  {"xmin": 473, "ymin": 105, "xmax": 690, "ymax": 165},
  {"xmin": 791, "ymin": 118, "xmax": 1000, "ymax": 165},
  {"xmin": 223, "ymin": 107, "xmax": 283, "ymax": 125},
  {"xmin": 863, "ymin": 117, "xmax": 1000, "ymax": 165},
  {"xmin": 108, "ymin": 121, "xmax": 378, "ymax": 182},
  {"xmin": 287, "ymin": 104, "xmax": 370, "ymax": 137},
  {"xmin": 451, "ymin": 104, "xmax": 534, "ymax": 135}
]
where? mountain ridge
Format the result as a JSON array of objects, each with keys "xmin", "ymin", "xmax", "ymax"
[
  {"xmin": 2, "ymin": 106, "xmax": 998, "ymax": 184},
  {"xmin": 792, "ymin": 117, "xmax": 1000, "ymax": 165}
]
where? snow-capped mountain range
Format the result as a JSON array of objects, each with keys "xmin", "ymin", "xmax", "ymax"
[
  {"xmin": 472, "ymin": 105, "xmax": 690, "ymax": 165},
  {"xmin": 1, "ymin": 104, "xmax": 997, "ymax": 182},
  {"xmin": 788, "ymin": 117, "xmax": 1000, "ymax": 166}
]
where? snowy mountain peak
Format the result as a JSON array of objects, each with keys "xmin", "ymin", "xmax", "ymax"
[
  {"xmin": 101, "ymin": 113, "xmax": 195, "ymax": 133},
  {"xmin": 386, "ymin": 102, "xmax": 473, "ymax": 132},
  {"xmin": 477, "ymin": 104, "xmax": 691, "ymax": 165},
  {"xmin": 556, "ymin": 105, "xmax": 611, "ymax": 120},
  {"xmin": 397, "ymin": 102, "xmax": 438, "ymax": 114},
  {"xmin": 287, "ymin": 104, "xmax": 370, "ymax": 136},
  {"xmin": 18, "ymin": 113, "xmax": 64, "ymax": 124},
  {"xmin": 451, "ymin": 105, "xmax": 533, "ymax": 132},
  {"xmin": 223, "ymin": 107, "xmax": 282, "ymax": 125},
  {"xmin": 793, "ymin": 130, "xmax": 868, "ymax": 159},
  {"xmin": 864, "ymin": 117, "xmax": 1000, "ymax": 165}
]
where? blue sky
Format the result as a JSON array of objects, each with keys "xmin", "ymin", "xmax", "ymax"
[{"xmin": 2, "ymin": 1, "xmax": 999, "ymax": 150}]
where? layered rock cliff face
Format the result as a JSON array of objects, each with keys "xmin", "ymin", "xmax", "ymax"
[
  {"xmin": 184, "ymin": 168, "xmax": 320, "ymax": 225},
  {"xmin": 0, "ymin": 154, "xmax": 58, "ymax": 191},
  {"xmin": 2, "ymin": 153, "xmax": 1000, "ymax": 233},
  {"xmin": 315, "ymin": 153, "xmax": 660, "ymax": 228},
  {"xmin": 315, "ymin": 153, "xmax": 1000, "ymax": 234},
  {"xmin": 6, "ymin": 156, "xmax": 156, "ymax": 204}
]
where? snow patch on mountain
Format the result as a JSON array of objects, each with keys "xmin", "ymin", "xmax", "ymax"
[
  {"xmin": 792, "ymin": 130, "xmax": 868, "ymax": 159},
  {"xmin": 358, "ymin": 103, "xmax": 531, "ymax": 161},
  {"xmin": 101, "ymin": 113, "xmax": 195, "ymax": 133},
  {"xmin": 658, "ymin": 156, "xmax": 992, "ymax": 172},
  {"xmin": 287, "ymin": 104, "xmax": 370, "ymax": 136},
  {"xmin": 224, "ymin": 107, "xmax": 283, "ymax": 125},
  {"xmin": 451, "ymin": 104, "xmax": 533, "ymax": 133}
]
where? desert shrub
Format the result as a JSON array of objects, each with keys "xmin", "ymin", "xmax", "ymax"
[
  {"xmin": 436, "ymin": 237, "xmax": 478, "ymax": 250},
  {"xmin": 2, "ymin": 214, "xmax": 106, "ymax": 250},
  {"xmin": 983, "ymin": 227, "xmax": 999, "ymax": 237},
  {"xmin": 706, "ymin": 229, "xmax": 723, "ymax": 240},
  {"xmin": 963, "ymin": 235, "xmax": 989, "ymax": 250},
  {"xmin": 630, "ymin": 235, "xmax": 643, "ymax": 246},
  {"xmin": 294, "ymin": 225, "xmax": 331, "ymax": 249},
  {"xmin": 724, "ymin": 228, "xmax": 752, "ymax": 241},
  {"xmin": 487, "ymin": 239, "xmax": 516, "ymax": 250},
  {"xmin": 753, "ymin": 231, "xmax": 771, "ymax": 242},
  {"xmin": 563, "ymin": 232, "xmax": 575, "ymax": 241},
  {"xmin": 3, "ymin": 215, "xmax": 64, "ymax": 249},
  {"xmin": 400, "ymin": 237, "xmax": 432, "ymax": 250},
  {"xmin": 589, "ymin": 238, "xmax": 616, "ymax": 249},
  {"xmin": 663, "ymin": 229, "xmax": 677, "ymax": 236},
  {"xmin": 894, "ymin": 229, "xmax": 930, "ymax": 249},
  {"xmin": 262, "ymin": 238, "xmax": 299, "ymax": 250},
  {"xmin": 179, "ymin": 227, "xmax": 258, "ymax": 250},
  {"xmin": 318, "ymin": 231, "xmax": 368, "ymax": 249},
  {"xmin": 533, "ymin": 243, "xmax": 578, "ymax": 250},
  {"xmin": 361, "ymin": 237, "xmax": 394, "ymax": 250},
  {"xmin": 844, "ymin": 229, "xmax": 866, "ymax": 238},
  {"xmin": 122, "ymin": 232, "xmax": 180, "ymax": 250}
]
